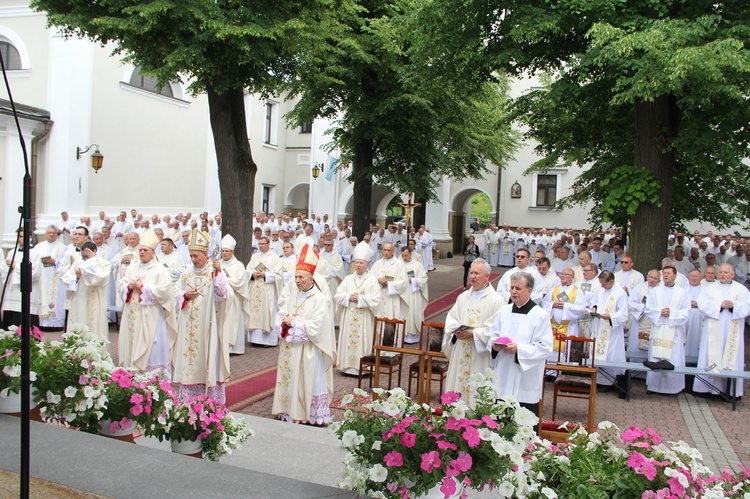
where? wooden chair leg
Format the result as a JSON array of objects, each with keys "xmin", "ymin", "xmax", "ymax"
[{"xmin": 551, "ymin": 386, "xmax": 558, "ymax": 421}]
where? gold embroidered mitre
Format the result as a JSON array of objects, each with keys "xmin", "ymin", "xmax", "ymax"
[
  {"xmin": 139, "ymin": 230, "xmax": 160, "ymax": 251},
  {"xmin": 188, "ymin": 229, "xmax": 211, "ymax": 253}
]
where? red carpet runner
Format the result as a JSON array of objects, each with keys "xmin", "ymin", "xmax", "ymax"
[
  {"xmin": 423, "ymin": 273, "xmax": 501, "ymax": 320},
  {"xmin": 225, "ymin": 365, "xmax": 277, "ymax": 412}
]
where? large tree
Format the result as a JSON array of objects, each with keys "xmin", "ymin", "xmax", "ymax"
[
  {"xmin": 286, "ymin": 0, "xmax": 518, "ymax": 238},
  {"xmin": 32, "ymin": 0, "xmax": 341, "ymax": 263},
  {"xmin": 420, "ymin": 0, "xmax": 750, "ymax": 269}
]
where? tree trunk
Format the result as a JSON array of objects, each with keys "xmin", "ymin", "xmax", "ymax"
[
  {"xmin": 629, "ymin": 95, "xmax": 679, "ymax": 272},
  {"xmin": 351, "ymin": 137, "xmax": 374, "ymax": 239},
  {"xmin": 208, "ymin": 86, "xmax": 256, "ymax": 264}
]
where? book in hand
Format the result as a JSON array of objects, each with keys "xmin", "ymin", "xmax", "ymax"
[
  {"xmin": 255, "ymin": 262, "xmax": 268, "ymax": 273},
  {"xmin": 407, "ymin": 270, "xmax": 415, "ymax": 278},
  {"xmin": 556, "ymin": 291, "xmax": 570, "ymax": 303},
  {"xmin": 41, "ymin": 256, "xmax": 53, "ymax": 266},
  {"xmin": 580, "ymin": 283, "xmax": 592, "ymax": 292},
  {"xmin": 384, "ymin": 275, "xmax": 395, "ymax": 282}
]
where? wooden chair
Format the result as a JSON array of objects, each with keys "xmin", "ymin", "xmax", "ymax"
[
  {"xmin": 358, "ymin": 317, "xmax": 407, "ymax": 390},
  {"xmin": 551, "ymin": 333, "xmax": 597, "ymax": 425},
  {"xmin": 407, "ymin": 322, "xmax": 448, "ymax": 401}
]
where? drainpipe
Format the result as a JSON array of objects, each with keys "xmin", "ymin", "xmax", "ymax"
[{"xmin": 30, "ymin": 119, "xmax": 54, "ymax": 231}]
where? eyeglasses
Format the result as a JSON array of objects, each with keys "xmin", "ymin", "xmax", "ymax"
[{"xmin": 516, "ymin": 255, "xmax": 527, "ymax": 259}]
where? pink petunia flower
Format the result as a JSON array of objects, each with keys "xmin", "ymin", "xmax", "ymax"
[
  {"xmin": 440, "ymin": 392, "xmax": 461, "ymax": 404},
  {"xmin": 462, "ymin": 427, "xmax": 480, "ymax": 448},
  {"xmin": 454, "ymin": 451, "xmax": 472, "ymax": 472},
  {"xmin": 437, "ymin": 440, "xmax": 457, "ymax": 451},
  {"xmin": 420, "ymin": 451, "xmax": 442, "ymax": 473},
  {"xmin": 481, "ymin": 415, "xmax": 498, "ymax": 429},
  {"xmin": 400, "ymin": 432, "xmax": 416, "ymax": 448},
  {"xmin": 440, "ymin": 478, "xmax": 457, "ymax": 497},
  {"xmin": 384, "ymin": 451, "xmax": 404, "ymax": 467}
]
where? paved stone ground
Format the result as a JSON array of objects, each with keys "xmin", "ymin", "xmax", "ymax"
[{"xmin": 49, "ymin": 248, "xmax": 750, "ymax": 474}]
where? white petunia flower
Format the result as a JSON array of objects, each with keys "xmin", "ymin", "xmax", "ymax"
[
  {"xmin": 64, "ymin": 386, "xmax": 77, "ymax": 398},
  {"xmin": 340, "ymin": 394, "xmax": 354, "ymax": 406},
  {"xmin": 368, "ymin": 464, "xmax": 388, "ymax": 483},
  {"xmin": 46, "ymin": 391, "xmax": 61, "ymax": 404},
  {"xmin": 541, "ymin": 487, "xmax": 558, "ymax": 498},
  {"xmin": 341, "ymin": 430, "xmax": 360, "ymax": 448},
  {"xmin": 371, "ymin": 440, "xmax": 382, "ymax": 451},
  {"xmin": 497, "ymin": 481, "xmax": 514, "ymax": 498}
]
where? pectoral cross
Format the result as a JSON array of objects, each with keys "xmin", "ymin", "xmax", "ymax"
[{"xmin": 398, "ymin": 193, "xmax": 421, "ymax": 230}]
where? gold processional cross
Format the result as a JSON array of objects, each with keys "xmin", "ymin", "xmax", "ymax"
[{"xmin": 398, "ymin": 193, "xmax": 421, "ymax": 230}]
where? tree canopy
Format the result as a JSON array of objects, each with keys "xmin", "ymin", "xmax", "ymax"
[
  {"xmin": 32, "ymin": 0, "xmax": 342, "ymax": 262},
  {"xmin": 420, "ymin": 0, "xmax": 750, "ymax": 268},
  {"xmin": 286, "ymin": 0, "xmax": 519, "ymax": 237}
]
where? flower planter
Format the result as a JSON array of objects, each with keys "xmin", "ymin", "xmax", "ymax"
[
  {"xmin": 99, "ymin": 418, "xmax": 138, "ymax": 443},
  {"xmin": 418, "ymin": 482, "xmax": 464, "ymax": 499},
  {"xmin": 0, "ymin": 387, "xmax": 38, "ymax": 414},
  {"xmin": 170, "ymin": 439, "xmax": 203, "ymax": 458}
]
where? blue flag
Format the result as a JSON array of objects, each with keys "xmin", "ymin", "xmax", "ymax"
[{"xmin": 326, "ymin": 156, "xmax": 338, "ymax": 181}]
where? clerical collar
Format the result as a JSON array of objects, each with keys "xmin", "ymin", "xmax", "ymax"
[
  {"xmin": 512, "ymin": 299, "xmax": 536, "ymax": 314},
  {"xmin": 470, "ymin": 283, "xmax": 492, "ymax": 299}
]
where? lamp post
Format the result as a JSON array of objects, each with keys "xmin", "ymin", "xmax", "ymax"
[
  {"xmin": 312, "ymin": 162, "xmax": 322, "ymax": 180},
  {"xmin": 76, "ymin": 144, "xmax": 104, "ymax": 173}
]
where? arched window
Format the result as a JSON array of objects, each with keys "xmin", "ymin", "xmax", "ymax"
[
  {"xmin": 0, "ymin": 40, "xmax": 22, "ymax": 70},
  {"xmin": 128, "ymin": 65, "xmax": 174, "ymax": 97}
]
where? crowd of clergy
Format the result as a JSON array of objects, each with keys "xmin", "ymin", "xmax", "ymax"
[
  {"xmin": 2, "ymin": 210, "xmax": 749, "ymax": 425},
  {"xmin": 448, "ymin": 224, "xmax": 750, "ymax": 416},
  {"xmin": 0, "ymin": 209, "xmax": 436, "ymax": 425}
]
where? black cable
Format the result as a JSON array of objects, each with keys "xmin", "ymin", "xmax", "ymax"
[{"xmin": 0, "ymin": 215, "xmax": 23, "ymax": 314}]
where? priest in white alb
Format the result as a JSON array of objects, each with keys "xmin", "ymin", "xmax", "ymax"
[
  {"xmin": 589, "ymin": 270, "xmax": 629, "ymax": 390},
  {"xmin": 272, "ymin": 244, "xmax": 336, "ymax": 425},
  {"xmin": 61, "ymin": 241, "xmax": 112, "ymax": 342},
  {"xmin": 443, "ymin": 259, "xmax": 503, "ymax": 404},
  {"xmin": 371, "ymin": 242, "xmax": 408, "ymax": 320},
  {"xmin": 627, "ymin": 270, "xmax": 661, "ymax": 354},
  {"xmin": 218, "ymin": 234, "xmax": 251, "ymax": 356},
  {"xmin": 35, "ymin": 225, "xmax": 67, "ymax": 330},
  {"xmin": 488, "ymin": 271, "xmax": 553, "ymax": 419},
  {"xmin": 117, "ymin": 230, "xmax": 177, "ymax": 377},
  {"xmin": 400, "ymin": 246, "xmax": 429, "ymax": 344},
  {"xmin": 694, "ymin": 263, "xmax": 750, "ymax": 397},
  {"xmin": 644, "ymin": 265, "xmax": 690, "ymax": 394},
  {"xmin": 496, "ymin": 249, "xmax": 544, "ymax": 304},
  {"xmin": 334, "ymin": 242, "xmax": 381, "ymax": 375},
  {"xmin": 245, "ymin": 236, "xmax": 282, "ymax": 347}
]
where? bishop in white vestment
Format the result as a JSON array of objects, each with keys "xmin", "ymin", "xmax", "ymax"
[
  {"xmin": 173, "ymin": 230, "xmax": 230, "ymax": 402},
  {"xmin": 272, "ymin": 244, "xmax": 336, "ymax": 425},
  {"xmin": 334, "ymin": 242, "xmax": 381, "ymax": 375},
  {"xmin": 117, "ymin": 230, "xmax": 177, "ymax": 376}
]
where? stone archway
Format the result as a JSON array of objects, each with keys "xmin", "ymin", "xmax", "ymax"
[
  {"xmin": 450, "ymin": 187, "xmax": 494, "ymax": 254},
  {"xmin": 283, "ymin": 182, "xmax": 309, "ymax": 212},
  {"xmin": 340, "ymin": 184, "xmax": 399, "ymax": 233}
]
